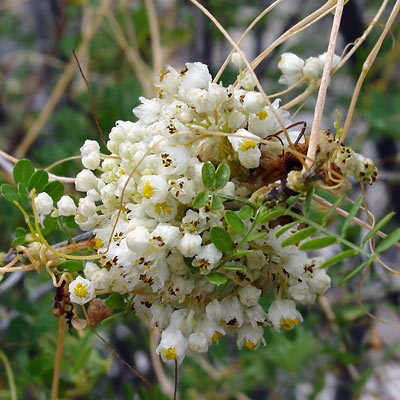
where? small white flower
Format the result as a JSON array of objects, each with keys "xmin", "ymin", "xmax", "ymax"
[
  {"xmin": 126, "ymin": 226, "xmax": 150, "ymax": 253},
  {"xmin": 187, "ymin": 88, "xmax": 216, "ymax": 113},
  {"xmin": 206, "ymin": 299, "xmax": 224, "ymax": 322},
  {"xmin": 229, "ymin": 128, "xmax": 261, "ymax": 169},
  {"xmin": 83, "ymin": 262, "xmax": 100, "ymax": 280},
  {"xmin": 268, "ymin": 299, "xmax": 303, "ymax": 332},
  {"xmin": 221, "ymin": 296, "xmax": 245, "ymax": 328},
  {"xmin": 34, "ymin": 192, "xmax": 53, "ymax": 215},
  {"xmin": 180, "ymin": 62, "xmax": 212, "ymax": 91},
  {"xmin": 69, "ymin": 276, "xmax": 95, "ymax": 305},
  {"xmin": 193, "ymin": 244, "xmax": 222, "ymax": 271},
  {"xmin": 278, "ymin": 52, "xmax": 304, "ymax": 86},
  {"xmin": 288, "ymin": 282, "xmax": 316, "ymax": 305},
  {"xmin": 178, "ymin": 233, "xmax": 202, "ymax": 257},
  {"xmin": 150, "ymin": 223, "xmax": 180, "ymax": 249},
  {"xmin": 133, "ymin": 97, "xmax": 161, "ymax": 125},
  {"xmin": 243, "ymin": 92, "xmax": 265, "ymax": 114},
  {"xmin": 318, "ymin": 52, "xmax": 341, "ymax": 70},
  {"xmin": 237, "ymin": 324, "xmax": 266, "ymax": 350},
  {"xmin": 138, "ymin": 175, "xmax": 168, "ymax": 204},
  {"xmin": 238, "ymin": 72, "xmax": 256, "ymax": 91},
  {"xmin": 307, "ymin": 268, "xmax": 331, "ymax": 294},
  {"xmin": 156, "ymin": 329, "xmax": 188, "ymax": 364},
  {"xmin": 75, "ymin": 169, "xmax": 99, "ymax": 192},
  {"xmin": 303, "ymin": 56, "xmax": 323, "ymax": 81},
  {"xmin": 238, "ymin": 285, "xmax": 261, "ymax": 307},
  {"xmin": 57, "ymin": 195, "xmax": 76, "ymax": 216}
]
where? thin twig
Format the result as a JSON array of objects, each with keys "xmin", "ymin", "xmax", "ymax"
[
  {"xmin": 14, "ymin": 0, "xmax": 114, "ymax": 158},
  {"xmin": 145, "ymin": 0, "xmax": 163, "ymax": 74},
  {"xmin": 305, "ymin": 0, "xmax": 345, "ymax": 169},
  {"xmin": 51, "ymin": 314, "xmax": 66, "ymax": 400},
  {"xmin": 174, "ymin": 359, "xmax": 178, "ymax": 400},
  {"xmin": 341, "ymin": 0, "xmax": 400, "ymax": 143},
  {"xmin": 0, "ymin": 350, "xmax": 17, "ymax": 400}
]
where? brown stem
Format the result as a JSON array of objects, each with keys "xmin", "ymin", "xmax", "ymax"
[{"xmin": 51, "ymin": 314, "xmax": 66, "ymax": 400}]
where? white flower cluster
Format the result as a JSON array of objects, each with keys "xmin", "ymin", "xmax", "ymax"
[
  {"xmin": 278, "ymin": 52, "xmax": 341, "ymax": 87},
  {"xmin": 60, "ymin": 59, "xmax": 334, "ymax": 363}
]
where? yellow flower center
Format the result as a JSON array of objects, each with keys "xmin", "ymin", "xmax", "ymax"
[
  {"xmin": 154, "ymin": 202, "xmax": 171, "ymax": 215},
  {"xmin": 244, "ymin": 340, "xmax": 257, "ymax": 351},
  {"xmin": 95, "ymin": 238, "xmax": 104, "ymax": 249},
  {"xmin": 240, "ymin": 140, "xmax": 256, "ymax": 151},
  {"xmin": 212, "ymin": 332, "xmax": 223, "ymax": 343},
  {"xmin": 74, "ymin": 282, "xmax": 88, "ymax": 298},
  {"xmin": 143, "ymin": 181, "xmax": 155, "ymax": 199},
  {"xmin": 162, "ymin": 347, "xmax": 176, "ymax": 360},
  {"xmin": 256, "ymin": 109, "xmax": 268, "ymax": 120},
  {"xmin": 280, "ymin": 317, "xmax": 300, "ymax": 331}
]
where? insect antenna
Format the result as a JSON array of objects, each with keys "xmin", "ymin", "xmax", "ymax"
[{"xmin": 72, "ymin": 50, "xmax": 107, "ymax": 148}]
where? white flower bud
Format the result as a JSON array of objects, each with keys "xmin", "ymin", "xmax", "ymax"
[
  {"xmin": 78, "ymin": 197, "xmax": 97, "ymax": 217},
  {"xmin": 126, "ymin": 226, "xmax": 150, "ymax": 253},
  {"xmin": 303, "ymin": 57, "xmax": 323, "ymax": 81},
  {"xmin": 80, "ymin": 140, "xmax": 100, "ymax": 170},
  {"xmin": 231, "ymin": 52, "xmax": 244, "ymax": 68},
  {"xmin": 180, "ymin": 62, "xmax": 212, "ymax": 90},
  {"xmin": 188, "ymin": 332, "xmax": 209, "ymax": 353},
  {"xmin": 75, "ymin": 169, "xmax": 98, "ymax": 192},
  {"xmin": 34, "ymin": 192, "xmax": 53, "ymax": 215},
  {"xmin": 178, "ymin": 233, "xmax": 202, "ymax": 257},
  {"xmin": 133, "ymin": 97, "xmax": 161, "ymax": 125},
  {"xmin": 238, "ymin": 285, "xmax": 261, "ymax": 307},
  {"xmin": 278, "ymin": 53, "xmax": 304, "ymax": 86},
  {"xmin": 288, "ymin": 282, "xmax": 316, "ymax": 304},
  {"xmin": 56, "ymin": 195, "xmax": 76, "ymax": 216}
]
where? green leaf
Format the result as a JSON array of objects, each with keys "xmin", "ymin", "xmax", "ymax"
[
  {"xmin": 41, "ymin": 215, "xmax": 58, "ymax": 236},
  {"xmin": 304, "ymin": 184, "xmax": 315, "ymax": 216},
  {"xmin": 183, "ymin": 256, "xmax": 194, "ymax": 269},
  {"xmin": 0, "ymin": 183, "xmax": 19, "ymax": 202},
  {"xmin": 299, "ymin": 236, "xmax": 336, "ymax": 250},
  {"xmin": 223, "ymin": 265, "xmax": 246, "ymax": 271},
  {"xmin": 232, "ymin": 250, "xmax": 254, "ymax": 257},
  {"xmin": 28, "ymin": 169, "xmax": 49, "ymax": 192},
  {"xmin": 341, "ymin": 195, "xmax": 364, "ymax": 236},
  {"xmin": 207, "ymin": 272, "xmax": 228, "ymax": 286},
  {"xmin": 215, "ymin": 163, "xmax": 230, "ymax": 190},
  {"xmin": 15, "ymin": 227, "xmax": 26, "ymax": 237},
  {"xmin": 258, "ymin": 209, "xmax": 286, "ymax": 224},
  {"xmin": 202, "ymin": 162, "xmax": 215, "ymax": 188},
  {"xmin": 362, "ymin": 212, "xmax": 395, "ymax": 247},
  {"xmin": 13, "ymin": 159, "xmax": 35, "ymax": 188},
  {"xmin": 193, "ymin": 191, "xmax": 209, "ymax": 208},
  {"xmin": 211, "ymin": 193, "xmax": 223, "ymax": 210},
  {"xmin": 247, "ymin": 231, "xmax": 267, "ymax": 242},
  {"xmin": 105, "ymin": 293, "xmax": 126, "ymax": 309},
  {"xmin": 321, "ymin": 195, "xmax": 346, "ymax": 225},
  {"xmin": 43, "ymin": 180, "xmax": 64, "ymax": 202},
  {"xmin": 11, "ymin": 237, "xmax": 26, "ymax": 246},
  {"xmin": 375, "ymin": 227, "xmax": 400, "ymax": 254},
  {"xmin": 274, "ymin": 221, "xmax": 298, "ymax": 239},
  {"xmin": 281, "ymin": 227, "xmax": 317, "ymax": 247},
  {"xmin": 17, "ymin": 182, "xmax": 29, "ymax": 204},
  {"xmin": 64, "ymin": 215, "xmax": 78, "ymax": 229},
  {"xmin": 224, "ymin": 210, "xmax": 244, "ymax": 233},
  {"xmin": 210, "ymin": 226, "xmax": 234, "ymax": 252},
  {"xmin": 319, "ymin": 249, "xmax": 358, "ymax": 269},
  {"xmin": 339, "ymin": 261, "xmax": 369, "ymax": 285},
  {"xmin": 239, "ymin": 205, "xmax": 253, "ymax": 220},
  {"xmin": 58, "ymin": 260, "xmax": 83, "ymax": 273}
]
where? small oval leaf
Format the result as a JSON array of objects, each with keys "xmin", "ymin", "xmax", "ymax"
[
  {"xmin": 58, "ymin": 260, "xmax": 84, "ymax": 273},
  {"xmin": 28, "ymin": 169, "xmax": 49, "ymax": 192},
  {"xmin": 239, "ymin": 205, "xmax": 253, "ymax": 220},
  {"xmin": 223, "ymin": 265, "xmax": 246, "ymax": 271},
  {"xmin": 299, "ymin": 236, "xmax": 336, "ymax": 250},
  {"xmin": 0, "ymin": 183, "xmax": 19, "ymax": 202},
  {"xmin": 211, "ymin": 194, "xmax": 223, "ymax": 210},
  {"xmin": 215, "ymin": 163, "xmax": 230, "ymax": 190},
  {"xmin": 210, "ymin": 226, "xmax": 234, "ymax": 252},
  {"xmin": 43, "ymin": 180, "xmax": 64, "ymax": 202},
  {"xmin": 207, "ymin": 272, "xmax": 228, "ymax": 286},
  {"xmin": 319, "ymin": 249, "xmax": 358, "ymax": 269},
  {"xmin": 281, "ymin": 227, "xmax": 317, "ymax": 247},
  {"xmin": 13, "ymin": 159, "xmax": 35, "ymax": 187},
  {"xmin": 202, "ymin": 162, "xmax": 215, "ymax": 188},
  {"xmin": 224, "ymin": 210, "xmax": 244, "ymax": 233},
  {"xmin": 193, "ymin": 191, "xmax": 209, "ymax": 208},
  {"xmin": 104, "ymin": 293, "xmax": 126, "ymax": 309},
  {"xmin": 258, "ymin": 209, "xmax": 286, "ymax": 224}
]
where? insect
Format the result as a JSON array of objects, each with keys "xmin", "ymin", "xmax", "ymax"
[{"xmin": 249, "ymin": 121, "xmax": 310, "ymax": 188}]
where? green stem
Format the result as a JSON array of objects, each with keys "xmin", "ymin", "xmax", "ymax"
[{"xmin": 0, "ymin": 349, "xmax": 17, "ymax": 400}]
